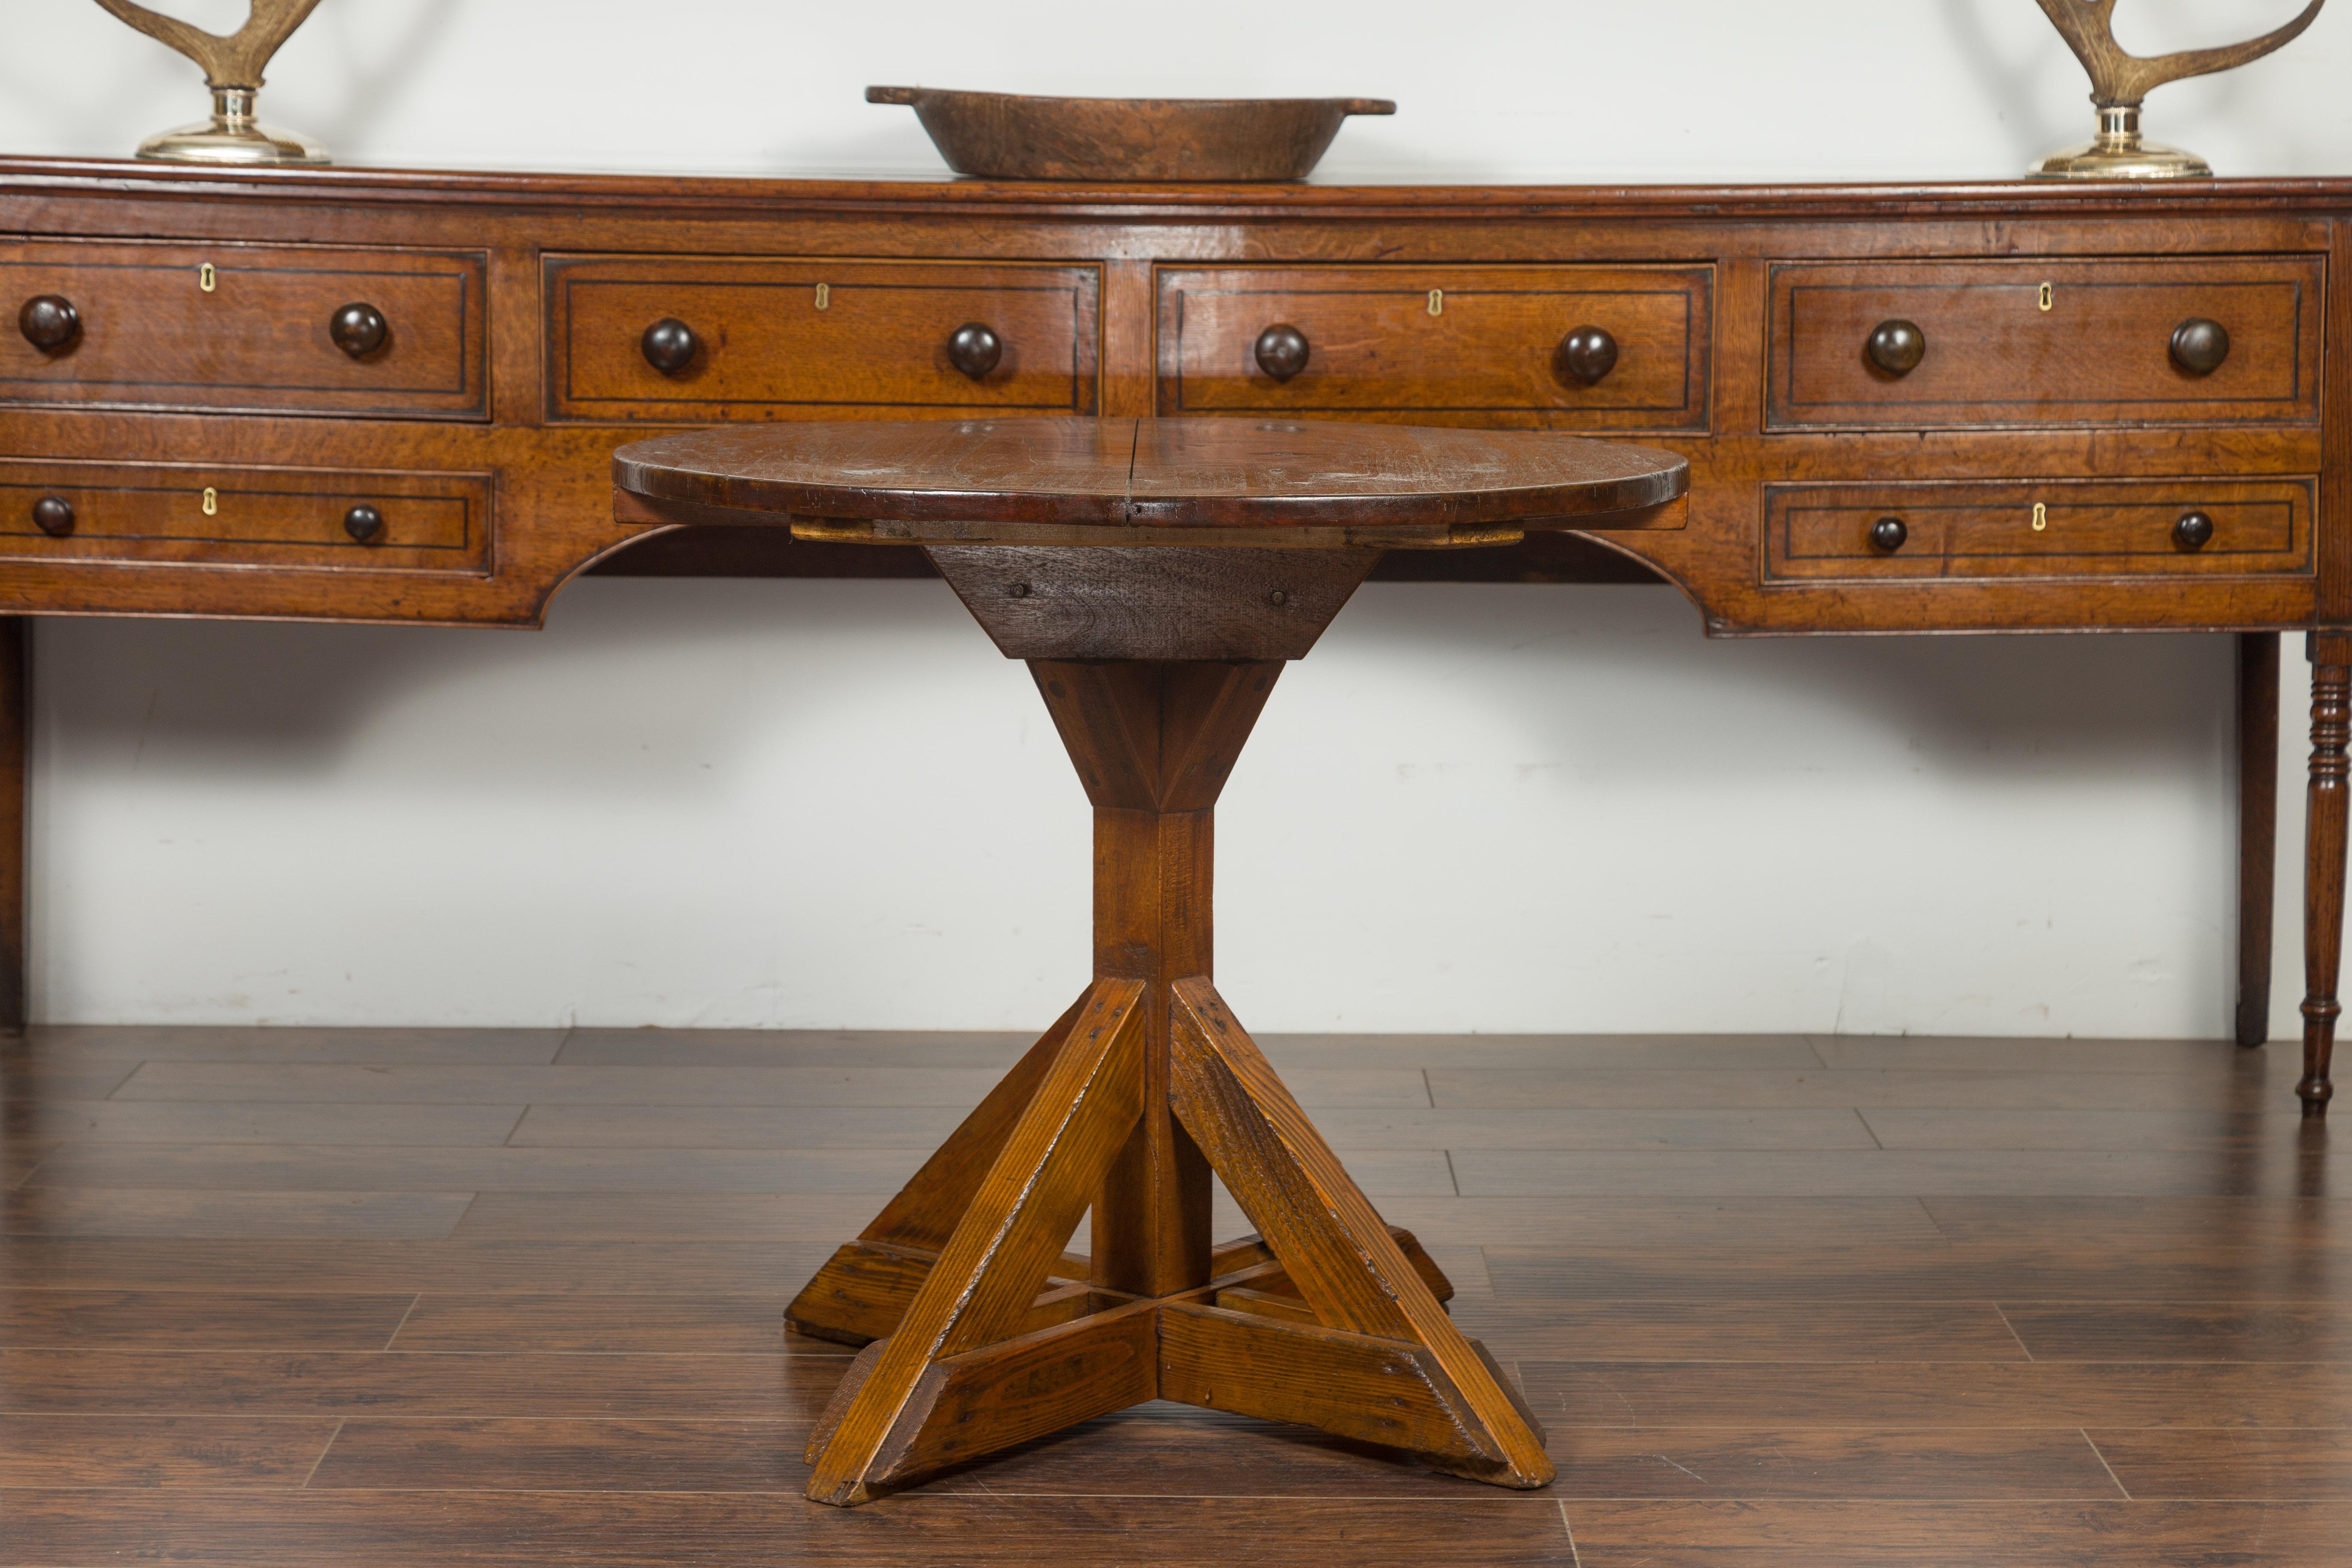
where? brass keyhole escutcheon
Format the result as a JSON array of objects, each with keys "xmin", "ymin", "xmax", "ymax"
[
  {"xmin": 202, "ymin": 486, "xmax": 218, "ymax": 517},
  {"xmin": 2032, "ymin": 501, "xmax": 2048, "ymax": 532},
  {"xmin": 2038, "ymin": 282, "xmax": 2054, "ymax": 312},
  {"xmin": 199, "ymin": 262, "xmax": 216, "ymax": 294},
  {"xmin": 1427, "ymin": 289, "xmax": 1443, "ymax": 318},
  {"xmin": 814, "ymin": 283, "xmax": 830, "ymax": 311}
]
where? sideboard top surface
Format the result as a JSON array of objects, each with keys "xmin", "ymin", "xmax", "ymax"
[{"xmin": 6, "ymin": 156, "xmax": 2352, "ymax": 221}]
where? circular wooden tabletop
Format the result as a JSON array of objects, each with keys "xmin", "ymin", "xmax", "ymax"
[{"xmin": 612, "ymin": 417, "xmax": 1687, "ymax": 539}]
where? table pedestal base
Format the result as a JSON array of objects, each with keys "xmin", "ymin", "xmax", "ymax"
[{"xmin": 786, "ymin": 658, "xmax": 1552, "ymax": 1505}]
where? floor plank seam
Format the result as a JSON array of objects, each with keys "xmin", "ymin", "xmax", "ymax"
[
  {"xmin": 441, "ymin": 1192, "xmax": 482, "ymax": 1239},
  {"xmin": 2080, "ymin": 1428, "xmax": 2133, "ymax": 1499},
  {"xmin": 1855, "ymin": 1108, "xmax": 1885, "ymax": 1149},
  {"xmin": 379, "ymin": 1292, "xmax": 424, "ymax": 1351},
  {"xmin": 1557, "ymin": 1499, "xmax": 1582, "ymax": 1565},
  {"xmin": 1991, "ymin": 1303, "xmax": 2035, "ymax": 1360},
  {"xmin": 297, "ymin": 1417, "xmax": 346, "ymax": 1490}
]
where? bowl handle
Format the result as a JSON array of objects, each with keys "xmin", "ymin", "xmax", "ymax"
[{"xmin": 865, "ymin": 86, "xmax": 922, "ymax": 105}]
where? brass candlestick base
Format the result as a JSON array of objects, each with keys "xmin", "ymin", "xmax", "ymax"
[
  {"xmin": 2030, "ymin": 105, "xmax": 2208, "ymax": 181},
  {"xmin": 137, "ymin": 87, "xmax": 328, "ymax": 166}
]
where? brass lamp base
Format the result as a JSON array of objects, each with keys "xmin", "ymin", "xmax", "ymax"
[
  {"xmin": 2030, "ymin": 105, "xmax": 2208, "ymax": 180},
  {"xmin": 136, "ymin": 89, "xmax": 328, "ymax": 166}
]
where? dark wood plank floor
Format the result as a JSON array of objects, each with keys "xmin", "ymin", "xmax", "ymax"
[{"xmin": 2, "ymin": 1023, "xmax": 2342, "ymax": 1565}]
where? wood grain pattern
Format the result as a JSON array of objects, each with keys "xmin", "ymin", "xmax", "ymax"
[
  {"xmin": 852, "ymin": 1298, "xmax": 1160, "ymax": 1490},
  {"xmin": 304, "ymin": 1417, "xmax": 806, "ymax": 1493},
  {"xmin": 612, "ymin": 416, "xmax": 1687, "ymax": 535},
  {"xmin": 0, "ymin": 158, "xmax": 2338, "ymax": 666},
  {"xmin": 1524, "ymin": 1360, "xmax": 2352, "ymax": 1429},
  {"xmin": 0, "ymin": 1289, "xmax": 414, "ymax": 1349},
  {"xmin": 0, "ymin": 458, "xmax": 492, "ymax": 574},
  {"xmin": 2089, "ymin": 1427, "xmax": 2352, "ymax": 1498},
  {"xmin": 545, "ymin": 257, "xmax": 1098, "ymax": 423},
  {"xmin": 1762, "ymin": 477, "xmax": 2312, "ymax": 583},
  {"xmin": 865, "ymin": 87, "xmax": 1394, "ymax": 183},
  {"xmin": 1564, "ymin": 1499, "xmax": 2352, "ymax": 1566},
  {"xmin": 1158, "ymin": 264, "xmax": 1711, "ymax": 431},
  {"xmin": 4, "ymin": 1023, "xmax": 2347, "ymax": 1562},
  {"xmin": 0, "ymin": 1489, "xmax": 1585, "ymax": 1566},
  {"xmin": 0, "ymin": 238, "xmax": 486, "ymax": 419},
  {"xmin": 931, "ymin": 544, "xmax": 1377, "ymax": 660},
  {"xmin": 1767, "ymin": 257, "xmax": 2322, "ymax": 430},
  {"xmin": 0, "ymin": 1413, "xmax": 340, "ymax": 1487},
  {"xmin": 1167, "ymin": 980, "xmax": 1551, "ymax": 1487},
  {"xmin": 805, "ymin": 980, "xmax": 1146, "ymax": 1504},
  {"xmin": 2303, "ymin": 635, "xmax": 2349, "ymax": 1112},
  {"xmin": 0, "ymin": 1348, "xmax": 850, "ymax": 1418}
]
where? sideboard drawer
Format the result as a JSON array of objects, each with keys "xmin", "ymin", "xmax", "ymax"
[
  {"xmin": 0, "ymin": 460, "xmax": 492, "ymax": 574},
  {"xmin": 1767, "ymin": 257, "xmax": 2321, "ymax": 431},
  {"xmin": 545, "ymin": 257, "xmax": 1099, "ymax": 423},
  {"xmin": 0, "ymin": 240, "xmax": 487, "ymax": 420},
  {"xmin": 1763, "ymin": 478, "xmax": 2313, "ymax": 583},
  {"xmin": 1157, "ymin": 264, "xmax": 1712, "ymax": 432}
]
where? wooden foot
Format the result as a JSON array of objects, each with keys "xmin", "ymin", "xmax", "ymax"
[
  {"xmin": 805, "ymin": 1298, "xmax": 1158, "ymax": 1490},
  {"xmin": 1162, "ymin": 977, "xmax": 1553, "ymax": 1488},
  {"xmin": 805, "ymin": 978, "xmax": 1148, "ymax": 1504},
  {"xmin": 1161, "ymin": 1300, "xmax": 1546, "ymax": 1485},
  {"xmin": 2300, "ymin": 635, "xmax": 2349, "ymax": 1116}
]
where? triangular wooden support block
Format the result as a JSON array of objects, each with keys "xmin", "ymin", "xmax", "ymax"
[
  {"xmin": 1165, "ymin": 977, "xmax": 1555, "ymax": 1488},
  {"xmin": 804, "ymin": 977, "xmax": 1150, "ymax": 1506}
]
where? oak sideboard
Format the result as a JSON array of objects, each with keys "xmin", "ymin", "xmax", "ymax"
[{"xmin": 0, "ymin": 157, "xmax": 2341, "ymax": 1111}]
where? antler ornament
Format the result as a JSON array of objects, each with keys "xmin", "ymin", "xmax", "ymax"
[
  {"xmin": 2029, "ymin": 0, "xmax": 2328, "ymax": 178},
  {"xmin": 95, "ymin": 0, "xmax": 334, "ymax": 165}
]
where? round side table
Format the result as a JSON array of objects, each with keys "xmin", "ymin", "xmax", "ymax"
[{"xmin": 612, "ymin": 415, "xmax": 1689, "ymax": 1506}]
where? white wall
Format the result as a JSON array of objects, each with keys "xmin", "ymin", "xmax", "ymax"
[{"xmin": 0, "ymin": 0, "xmax": 2340, "ymax": 1034}]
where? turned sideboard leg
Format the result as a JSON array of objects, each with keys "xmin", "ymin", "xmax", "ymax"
[
  {"xmin": 0, "ymin": 618, "xmax": 28, "ymax": 1031},
  {"xmin": 2236, "ymin": 633, "xmax": 2280, "ymax": 1049},
  {"xmin": 2299, "ymin": 634, "xmax": 2350, "ymax": 1115}
]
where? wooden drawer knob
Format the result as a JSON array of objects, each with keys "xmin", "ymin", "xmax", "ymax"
[
  {"xmin": 1866, "ymin": 319, "xmax": 1926, "ymax": 377},
  {"xmin": 330, "ymin": 302, "xmax": 388, "ymax": 358},
  {"xmin": 18, "ymin": 295, "xmax": 79, "ymax": 352},
  {"xmin": 2173, "ymin": 511, "xmax": 2214, "ymax": 550},
  {"xmin": 343, "ymin": 504, "xmax": 384, "ymax": 543},
  {"xmin": 2171, "ymin": 317, "xmax": 2230, "ymax": 376},
  {"xmin": 1869, "ymin": 516, "xmax": 1907, "ymax": 552},
  {"xmin": 1254, "ymin": 323, "xmax": 1309, "ymax": 382},
  {"xmin": 641, "ymin": 318, "xmax": 698, "ymax": 375},
  {"xmin": 948, "ymin": 322, "xmax": 1002, "ymax": 380},
  {"xmin": 32, "ymin": 496, "xmax": 74, "ymax": 537},
  {"xmin": 1556, "ymin": 325, "xmax": 1619, "ymax": 385}
]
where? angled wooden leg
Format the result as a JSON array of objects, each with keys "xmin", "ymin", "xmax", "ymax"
[
  {"xmin": 2300, "ymin": 634, "xmax": 2349, "ymax": 1116},
  {"xmin": 784, "ymin": 988, "xmax": 1094, "ymax": 1344},
  {"xmin": 805, "ymin": 978, "xmax": 1150, "ymax": 1505},
  {"xmin": 1163, "ymin": 977, "xmax": 1553, "ymax": 1488},
  {"xmin": 2237, "ymin": 631, "xmax": 2279, "ymax": 1049}
]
